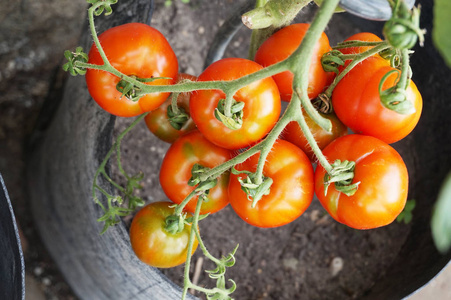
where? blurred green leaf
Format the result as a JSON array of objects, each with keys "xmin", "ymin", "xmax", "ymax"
[
  {"xmin": 432, "ymin": 172, "xmax": 451, "ymax": 254},
  {"xmin": 397, "ymin": 199, "xmax": 416, "ymax": 224},
  {"xmin": 433, "ymin": 0, "xmax": 451, "ymax": 68}
]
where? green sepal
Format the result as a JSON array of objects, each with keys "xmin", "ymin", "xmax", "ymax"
[
  {"xmin": 214, "ymin": 99, "xmax": 244, "ymax": 130},
  {"xmin": 379, "ymin": 69, "xmax": 416, "ymax": 115},
  {"xmin": 167, "ymin": 103, "xmax": 190, "ymax": 131},
  {"xmin": 324, "ymin": 159, "xmax": 360, "ymax": 197},
  {"xmin": 97, "ymin": 195, "xmax": 133, "ymax": 234},
  {"xmin": 62, "ymin": 47, "xmax": 89, "ymax": 76},
  {"xmin": 87, "ymin": 0, "xmax": 118, "ymax": 16},
  {"xmin": 397, "ymin": 199, "xmax": 416, "ymax": 224},
  {"xmin": 164, "ymin": 213, "xmax": 186, "ymax": 235},
  {"xmin": 383, "ymin": 0, "xmax": 425, "ymax": 50},
  {"xmin": 321, "ymin": 50, "xmax": 345, "ymax": 74},
  {"xmin": 233, "ymin": 167, "xmax": 273, "ymax": 208}
]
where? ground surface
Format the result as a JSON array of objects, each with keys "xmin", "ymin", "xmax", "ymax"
[{"xmin": 0, "ymin": 0, "xmax": 450, "ymax": 299}]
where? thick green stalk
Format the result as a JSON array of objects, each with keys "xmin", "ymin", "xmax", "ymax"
[
  {"xmin": 288, "ymin": 0, "xmax": 340, "ymax": 132},
  {"xmin": 292, "ymin": 94, "xmax": 333, "ymax": 173}
]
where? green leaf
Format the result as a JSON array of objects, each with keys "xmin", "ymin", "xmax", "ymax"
[
  {"xmin": 432, "ymin": 172, "xmax": 451, "ymax": 253},
  {"xmin": 433, "ymin": 0, "xmax": 451, "ymax": 68}
]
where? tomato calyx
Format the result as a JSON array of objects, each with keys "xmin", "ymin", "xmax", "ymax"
[
  {"xmin": 379, "ymin": 70, "xmax": 415, "ymax": 115},
  {"xmin": 116, "ymin": 75, "xmax": 172, "ymax": 102},
  {"xmin": 321, "ymin": 50, "xmax": 345, "ymax": 74},
  {"xmin": 96, "ymin": 195, "xmax": 133, "ymax": 234},
  {"xmin": 116, "ymin": 76, "xmax": 142, "ymax": 102},
  {"xmin": 214, "ymin": 98, "xmax": 245, "ymax": 130},
  {"xmin": 164, "ymin": 212, "xmax": 187, "ymax": 235},
  {"xmin": 379, "ymin": 47, "xmax": 400, "ymax": 66},
  {"xmin": 312, "ymin": 93, "xmax": 333, "ymax": 114},
  {"xmin": 166, "ymin": 97, "xmax": 190, "ymax": 130},
  {"xmin": 383, "ymin": 0, "xmax": 425, "ymax": 50},
  {"xmin": 188, "ymin": 164, "xmax": 219, "ymax": 194},
  {"xmin": 323, "ymin": 159, "xmax": 360, "ymax": 196},
  {"xmin": 124, "ymin": 172, "xmax": 146, "ymax": 210},
  {"xmin": 231, "ymin": 167, "xmax": 273, "ymax": 208},
  {"xmin": 63, "ymin": 47, "xmax": 89, "ymax": 76},
  {"xmin": 87, "ymin": 0, "xmax": 118, "ymax": 17}
]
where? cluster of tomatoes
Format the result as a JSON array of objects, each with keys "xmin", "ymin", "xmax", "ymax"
[{"xmin": 85, "ymin": 22, "xmax": 422, "ymax": 268}]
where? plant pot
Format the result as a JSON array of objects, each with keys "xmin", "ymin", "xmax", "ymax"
[
  {"xmin": 27, "ymin": 0, "xmax": 451, "ymax": 299},
  {"xmin": 0, "ymin": 173, "xmax": 25, "ymax": 300}
]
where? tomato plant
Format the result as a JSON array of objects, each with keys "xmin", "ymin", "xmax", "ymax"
[
  {"xmin": 189, "ymin": 57, "xmax": 281, "ymax": 150},
  {"xmin": 129, "ymin": 201, "xmax": 198, "ymax": 268},
  {"xmin": 159, "ymin": 130, "xmax": 233, "ymax": 214},
  {"xmin": 85, "ymin": 23, "xmax": 178, "ymax": 117},
  {"xmin": 228, "ymin": 140, "xmax": 314, "ymax": 228},
  {"xmin": 283, "ymin": 111, "xmax": 348, "ymax": 161},
  {"xmin": 65, "ymin": 0, "xmax": 426, "ymax": 298},
  {"xmin": 145, "ymin": 73, "xmax": 197, "ymax": 143},
  {"xmin": 314, "ymin": 134, "xmax": 408, "ymax": 229},
  {"xmin": 254, "ymin": 23, "xmax": 333, "ymax": 101},
  {"xmin": 332, "ymin": 56, "xmax": 422, "ymax": 144}
]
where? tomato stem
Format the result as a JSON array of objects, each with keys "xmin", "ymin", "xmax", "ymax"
[
  {"xmin": 181, "ymin": 194, "xmax": 203, "ymax": 300},
  {"xmin": 398, "ymin": 48, "xmax": 411, "ymax": 90},
  {"xmin": 92, "ymin": 112, "xmax": 148, "ymax": 232},
  {"xmin": 173, "ymin": 189, "xmax": 197, "ymax": 217},
  {"xmin": 293, "ymin": 94, "xmax": 334, "ymax": 173},
  {"xmin": 87, "ymin": 3, "xmax": 112, "ymax": 69},
  {"xmin": 322, "ymin": 41, "xmax": 391, "ymax": 99}
]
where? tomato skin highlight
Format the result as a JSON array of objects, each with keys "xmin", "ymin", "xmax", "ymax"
[
  {"xmin": 283, "ymin": 111, "xmax": 348, "ymax": 161},
  {"xmin": 129, "ymin": 201, "xmax": 198, "ymax": 268},
  {"xmin": 189, "ymin": 58, "xmax": 281, "ymax": 150},
  {"xmin": 86, "ymin": 23, "xmax": 178, "ymax": 117},
  {"xmin": 159, "ymin": 130, "xmax": 233, "ymax": 215},
  {"xmin": 314, "ymin": 134, "xmax": 408, "ymax": 230},
  {"xmin": 145, "ymin": 73, "xmax": 197, "ymax": 143},
  {"xmin": 228, "ymin": 140, "xmax": 314, "ymax": 228},
  {"xmin": 254, "ymin": 23, "xmax": 332, "ymax": 101},
  {"xmin": 332, "ymin": 56, "xmax": 422, "ymax": 144}
]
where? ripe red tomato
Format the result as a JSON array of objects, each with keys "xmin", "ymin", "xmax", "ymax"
[
  {"xmin": 129, "ymin": 201, "xmax": 198, "ymax": 268},
  {"xmin": 86, "ymin": 23, "xmax": 178, "ymax": 117},
  {"xmin": 228, "ymin": 140, "xmax": 314, "ymax": 228},
  {"xmin": 339, "ymin": 32, "xmax": 383, "ymax": 56},
  {"xmin": 145, "ymin": 73, "xmax": 197, "ymax": 143},
  {"xmin": 332, "ymin": 56, "xmax": 422, "ymax": 144},
  {"xmin": 159, "ymin": 130, "xmax": 233, "ymax": 214},
  {"xmin": 283, "ymin": 111, "xmax": 348, "ymax": 161},
  {"xmin": 254, "ymin": 23, "xmax": 332, "ymax": 101},
  {"xmin": 189, "ymin": 58, "xmax": 281, "ymax": 150},
  {"xmin": 314, "ymin": 134, "xmax": 408, "ymax": 229}
]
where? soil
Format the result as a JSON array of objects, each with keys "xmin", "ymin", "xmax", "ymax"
[{"xmin": 1, "ymin": 0, "xmax": 412, "ymax": 299}]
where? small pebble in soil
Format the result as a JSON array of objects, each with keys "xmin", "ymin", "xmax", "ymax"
[
  {"xmin": 42, "ymin": 277, "xmax": 52, "ymax": 286},
  {"xmin": 283, "ymin": 257, "xmax": 299, "ymax": 271},
  {"xmin": 330, "ymin": 257, "xmax": 344, "ymax": 277},
  {"xmin": 34, "ymin": 266, "xmax": 44, "ymax": 276}
]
